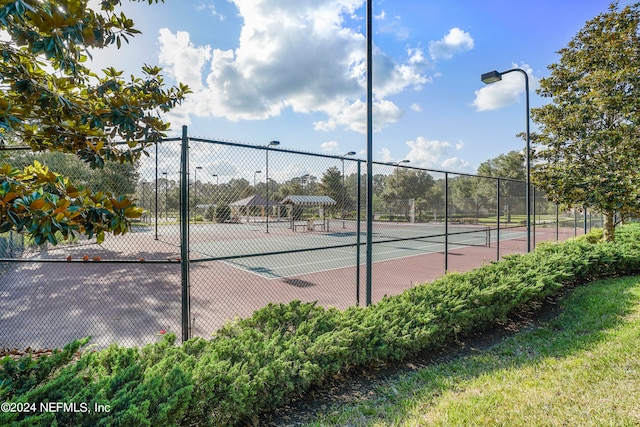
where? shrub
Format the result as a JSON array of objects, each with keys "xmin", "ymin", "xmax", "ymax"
[
  {"xmin": 215, "ymin": 203, "xmax": 231, "ymax": 223},
  {"xmin": 572, "ymin": 227, "xmax": 604, "ymax": 243}
]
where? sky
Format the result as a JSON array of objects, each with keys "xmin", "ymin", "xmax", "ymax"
[{"xmin": 88, "ymin": 0, "xmax": 634, "ymax": 176}]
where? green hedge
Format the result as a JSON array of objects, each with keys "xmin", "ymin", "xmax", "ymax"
[{"xmin": 3, "ymin": 225, "xmax": 640, "ymax": 426}]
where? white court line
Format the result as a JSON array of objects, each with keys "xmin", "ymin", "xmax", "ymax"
[
  {"xmin": 219, "ymin": 239, "xmax": 448, "ymax": 280},
  {"xmin": 221, "ymin": 246, "xmax": 361, "ymax": 279},
  {"xmin": 210, "ymin": 230, "xmax": 514, "ymax": 279}
]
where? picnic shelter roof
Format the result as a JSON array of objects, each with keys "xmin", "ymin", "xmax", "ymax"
[
  {"xmin": 280, "ymin": 195, "xmax": 337, "ymax": 206},
  {"xmin": 229, "ymin": 195, "xmax": 282, "ymax": 207}
]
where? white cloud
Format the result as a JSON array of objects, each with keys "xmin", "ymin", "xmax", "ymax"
[
  {"xmin": 404, "ymin": 136, "xmax": 473, "ymax": 172},
  {"xmin": 455, "ymin": 141, "xmax": 464, "ymax": 151},
  {"xmin": 158, "ymin": 29, "xmax": 211, "ymax": 91},
  {"xmin": 313, "ymin": 99, "xmax": 403, "ymax": 133},
  {"xmin": 157, "ymin": 0, "xmax": 427, "ymax": 133},
  {"xmin": 197, "ymin": 1, "xmax": 225, "ymax": 19},
  {"xmin": 429, "ymin": 28, "xmax": 474, "ymax": 61},
  {"xmin": 410, "ymin": 103, "xmax": 422, "ymax": 112},
  {"xmin": 321, "ymin": 140, "xmax": 339, "ymax": 152},
  {"xmin": 405, "ymin": 137, "xmax": 452, "ymax": 168},
  {"xmin": 374, "ymin": 11, "xmax": 410, "ymax": 40},
  {"xmin": 473, "ymin": 63, "xmax": 537, "ymax": 111},
  {"xmin": 441, "ymin": 157, "xmax": 474, "ymax": 173},
  {"xmin": 407, "ymin": 47, "xmax": 426, "ymax": 66},
  {"xmin": 379, "ymin": 148, "xmax": 394, "ymax": 163},
  {"xmin": 162, "ymin": 106, "xmax": 192, "ymax": 135}
]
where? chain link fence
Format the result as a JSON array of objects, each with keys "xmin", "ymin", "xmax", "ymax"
[{"xmin": 1, "ymin": 128, "xmax": 597, "ymax": 350}]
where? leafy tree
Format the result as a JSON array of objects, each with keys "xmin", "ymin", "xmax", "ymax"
[
  {"xmin": 274, "ymin": 178, "xmax": 303, "ymax": 201},
  {"xmin": 302, "ymin": 174, "xmax": 318, "ymax": 195},
  {"xmin": 253, "ymin": 178, "xmax": 281, "ymax": 201},
  {"xmin": 477, "ymin": 150, "xmax": 525, "ymax": 180},
  {"xmin": 9, "ymin": 150, "xmax": 139, "ymax": 194},
  {"xmin": 380, "ymin": 169, "xmax": 434, "ymax": 221},
  {"xmin": 530, "ymin": 2, "xmax": 640, "ymax": 241},
  {"xmin": 448, "ymin": 175, "xmax": 486, "ymax": 221},
  {"xmin": 318, "ymin": 166, "xmax": 351, "ymax": 216},
  {"xmin": 220, "ymin": 178, "xmax": 251, "ymax": 203},
  {"xmin": 477, "ymin": 150, "xmax": 526, "ymax": 222},
  {"xmin": 0, "ymin": 0, "xmax": 190, "ymax": 244},
  {"xmin": 274, "ymin": 175, "xmax": 318, "ymax": 200}
]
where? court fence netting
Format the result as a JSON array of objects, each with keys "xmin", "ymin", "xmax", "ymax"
[{"xmin": 0, "ymin": 127, "xmax": 602, "ymax": 349}]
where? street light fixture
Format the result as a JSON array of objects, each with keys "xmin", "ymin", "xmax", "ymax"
[
  {"xmin": 265, "ymin": 140, "xmax": 280, "ymax": 233},
  {"xmin": 194, "ymin": 166, "xmax": 202, "ymax": 222},
  {"xmin": 162, "ymin": 172, "xmax": 168, "ymax": 222},
  {"xmin": 389, "ymin": 160, "xmax": 410, "ymax": 222},
  {"xmin": 481, "ymin": 68, "xmax": 531, "ymax": 252},
  {"xmin": 341, "ymin": 151, "xmax": 356, "ymax": 228}
]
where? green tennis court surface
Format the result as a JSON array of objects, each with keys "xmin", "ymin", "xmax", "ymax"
[{"xmin": 187, "ymin": 221, "xmax": 525, "ymax": 279}]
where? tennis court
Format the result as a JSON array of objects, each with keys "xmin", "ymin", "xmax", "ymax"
[{"xmin": 184, "ymin": 220, "xmax": 526, "ymax": 280}]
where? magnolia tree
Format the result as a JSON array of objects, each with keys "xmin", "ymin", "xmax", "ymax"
[
  {"xmin": 531, "ymin": 2, "xmax": 640, "ymax": 241},
  {"xmin": 0, "ymin": 0, "xmax": 190, "ymax": 245}
]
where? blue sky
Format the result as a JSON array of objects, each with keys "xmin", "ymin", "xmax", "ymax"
[{"xmin": 90, "ymin": 0, "xmax": 632, "ymax": 175}]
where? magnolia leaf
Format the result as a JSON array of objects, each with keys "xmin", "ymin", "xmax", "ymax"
[{"xmin": 30, "ymin": 198, "xmax": 46, "ymax": 210}]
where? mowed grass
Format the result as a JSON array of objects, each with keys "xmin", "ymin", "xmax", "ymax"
[{"xmin": 304, "ymin": 276, "xmax": 640, "ymax": 426}]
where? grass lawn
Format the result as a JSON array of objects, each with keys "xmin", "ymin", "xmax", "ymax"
[{"xmin": 302, "ymin": 275, "xmax": 640, "ymax": 426}]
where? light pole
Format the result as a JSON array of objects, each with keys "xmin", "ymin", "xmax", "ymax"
[
  {"xmin": 194, "ymin": 166, "xmax": 202, "ymax": 222},
  {"xmin": 140, "ymin": 180, "xmax": 148, "ymax": 223},
  {"xmin": 212, "ymin": 173, "xmax": 219, "ymax": 220},
  {"xmin": 254, "ymin": 170, "xmax": 262, "ymax": 190},
  {"xmin": 390, "ymin": 159, "xmax": 409, "ymax": 221},
  {"xmin": 162, "ymin": 171, "xmax": 168, "ymax": 222},
  {"xmin": 265, "ymin": 140, "xmax": 279, "ymax": 233},
  {"xmin": 341, "ymin": 151, "xmax": 356, "ymax": 228},
  {"xmin": 302, "ymin": 174, "xmax": 310, "ymax": 194},
  {"xmin": 481, "ymin": 68, "xmax": 531, "ymax": 252}
]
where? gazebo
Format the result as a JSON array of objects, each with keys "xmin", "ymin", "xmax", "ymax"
[
  {"xmin": 280, "ymin": 195, "xmax": 337, "ymax": 231},
  {"xmin": 229, "ymin": 195, "xmax": 282, "ymax": 222}
]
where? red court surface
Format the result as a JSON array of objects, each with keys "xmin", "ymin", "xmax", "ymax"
[{"xmin": 0, "ymin": 226, "xmax": 581, "ymax": 349}]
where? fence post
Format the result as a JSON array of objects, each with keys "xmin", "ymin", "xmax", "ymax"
[
  {"xmin": 532, "ymin": 187, "xmax": 536, "ymax": 250},
  {"xmin": 180, "ymin": 125, "xmax": 191, "ymax": 342},
  {"xmin": 444, "ymin": 172, "xmax": 449, "ymax": 272},
  {"xmin": 556, "ymin": 204, "xmax": 560, "ymax": 242},
  {"xmin": 155, "ymin": 141, "xmax": 159, "ymax": 240},
  {"xmin": 496, "ymin": 178, "xmax": 500, "ymax": 261},
  {"xmin": 356, "ymin": 160, "xmax": 361, "ymax": 307},
  {"xmin": 584, "ymin": 207, "xmax": 588, "ymax": 234},
  {"xmin": 365, "ymin": 0, "xmax": 374, "ymax": 307}
]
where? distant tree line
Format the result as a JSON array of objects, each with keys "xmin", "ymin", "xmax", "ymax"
[{"xmin": 136, "ymin": 150, "xmax": 555, "ymax": 224}]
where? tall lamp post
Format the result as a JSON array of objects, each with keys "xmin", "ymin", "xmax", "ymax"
[
  {"xmin": 342, "ymin": 151, "xmax": 356, "ymax": 228},
  {"xmin": 162, "ymin": 172, "xmax": 168, "ymax": 222},
  {"xmin": 302, "ymin": 174, "xmax": 310, "ymax": 194},
  {"xmin": 481, "ymin": 68, "xmax": 531, "ymax": 252},
  {"xmin": 265, "ymin": 140, "xmax": 280, "ymax": 233},
  {"xmin": 254, "ymin": 170, "xmax": 262, "ymax": 189},
  {"xmin": 212, "ymin": 173, "xmax": 219, "ymax": 220},
  {"xmin": 390, "ymin": 159, "xmax": 410, "ymax": 221},
  {"xmin": 194, "ymin": 166, "xmax": 202, "ymax": 223}
]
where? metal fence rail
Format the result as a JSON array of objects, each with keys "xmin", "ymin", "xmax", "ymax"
[{"xmin": 0, "ymin": 127, "xmax": 597, "ymax": 349}]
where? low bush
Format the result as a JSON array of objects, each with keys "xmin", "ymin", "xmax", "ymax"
[
  {"xmin": 3, "ymin": 224, "xmax": 640, "ymax": 426},
  {"xmin": 214, "ymin": 203, "xmax": 231, "ymax": 223},
  {"xmin": 572, "ymin": 227, "xmax": 604, "ymax": 243}
]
